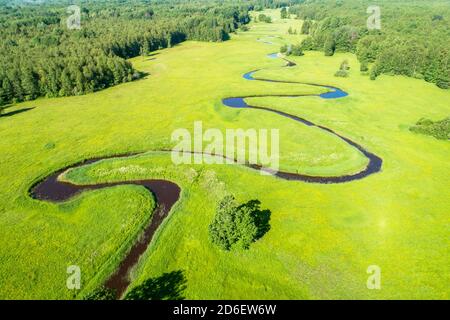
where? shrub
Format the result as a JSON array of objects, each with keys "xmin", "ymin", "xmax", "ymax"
[
  {"xmin": 370, "ymin": 65, "xmax": 380, "ymax": 80},
  {"xmin": 360, "ymin": 61, "xmax": 369, "ymax": 72},
  {"xmin": 436, "ymin": 80, "xmax": 449, "ymax": 90},
  {"xmin": 409, "ymin": 117, "xmax": 450, "ymax": 140},
  {"xmin": 258, "ymin": 14, "xmax": 272, "ymax": 23},
  {"xmin": 290, "ymin": 44, "xmax": 304, "ymax": 56},
  {"xmin": 44, "ymin": 142, "xmax": 56, "ymax": 150},
  {"xmin": 323, "ymin": 36, "xmax": 335, "ymax": 56},
  {"xmin": 334, "ymin": 70, "xmax": 349, "ymax": 77},
  {"xmin": 282, "ymin": 44, "xmax": 304, "ymax": 56},
  {"xmin": 416, "ymin": 118, "xmax": 434, "ymax": 126},
  {"xmin": 340, "ymin": 59, "xmax": 350, "ymax": 71},
  {"xmin": 239, "ymin": 25, "xmax": 250, "ymax": 32},
  {"xmin": 335, "ymin": 60, "xmax": 350, "ymax": 77},
  {"xmin": 300, "ymin": 36, "xmax": 315, "ymax": 50},
  {"xmin": 83, "ymin": 286, "xmax": 116, "ymax": 300}
]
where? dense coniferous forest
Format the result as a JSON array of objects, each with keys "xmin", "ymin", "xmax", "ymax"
[
  {"xmin": 289, "ymin": 0, "xmax": 450, "ymax": 89},
  {"xmin": 1, "ymin": 0, "xmax": 447, "ymax": 107},
  {"xmin": 0, "ymin": 0, "xmax": 254, "ymax": 105}
]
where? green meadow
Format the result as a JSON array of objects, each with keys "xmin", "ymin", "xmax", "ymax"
[{"xmin": 0, "ymin": 9, "xmax": 449, "ymax": 299}]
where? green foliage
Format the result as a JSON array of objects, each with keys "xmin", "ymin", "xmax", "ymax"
[
  {"xmin": 258, "ymin": 14, "xmax": 272, "ymax": 23},
  {"xmin": 1, "ymin": 6, "xmax": 449, "ymax": 301},
  {"xmin": 300, "ymin": 36, "xmax": 315, "ymax": 50},
  {"xmin": 44, "ymin": 142, "xmax": 56, "ymax": 150},
  {"xmin": 335, "ymin": 59, "xmax": 350, "ymax": 77},
  {"xmin": 83, "ymin": 287, "xmax": 116, "ymax": 300},
  {"xmin": 301, "ymin": 19, "xmax": 312, "ymax": 35},
  {"xmin": 208, "ymin": 196, "xmax": 270, "ymax": 251},
  {"xmin": 289, "ymin": 0, "xmax": 450, "ymax": 89},
  {"xmin": 290, "ymin": 44, "xmax": 304, "ymax": 56},
  {"xmin": 323, "ymin": 35, "xmax": 335, "ymax": 56},
  {"xmin": 410, "ymin": 117, "xmax": 450, "ymax": 140},
  {"xmin": 340, "ymin": 59, "xmax": 350, "ymax": 71},
  {"xmin": 240, "ymin": 25, "xmax": 250, "ymax": 32},
  {"xmin": 0, "ymin": 0, "xmax": 251, "ymax": 105},
  {"xmin": 360, "ymin": 60, "xmax": 369, "ymax": 72},
  {"xmin": 280, "ymin": 7, "xmax": 288, "ymax": 19},
  {"xmin": 436, "ymin": 80, "xmax": 449, "ymax": 90},
  {"xmin": 356, "ymin": 35, "xmax": 383, "ymax": 63},
  {"xmin": 283, "ymin": 44, "xmax": 304, "ymax": 56},
  {"xmin": 334, "ymin": 70, "xmax": 348, "ymax": 78}
]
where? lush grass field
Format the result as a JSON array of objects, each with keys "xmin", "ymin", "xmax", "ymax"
[{"xmin": 0, "ymin": 9, "xmax": 449, "ymax": 299}]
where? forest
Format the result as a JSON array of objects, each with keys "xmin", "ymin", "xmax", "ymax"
[
  {"xmin": 0, "ymin": 0, "xmax": 253, "ymax": 106},
  {"xmin": 289, "ymin": 0, "xmax": 450, "ymax": 89},
  {"xmin": 2, "ymin": 0, "xmax": 448, "ymax": 107}
]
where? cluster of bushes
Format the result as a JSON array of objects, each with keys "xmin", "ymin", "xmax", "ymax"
[
  {"xmin": 288, "ymin": 0, "xmax": 450, "ymax": 89},
  {"xmin": 258, "ymin": 14, "xmax": 272, "ymax": 23},
  {"xmin": 0, "ymin": 0, "xmax": 251, "ymax": 106},
  {"xmin": 410, "ymin": 117, "xmax": 450, "ymax": 140},
  {"xmin": 360, "ymin": 60, "xmax": 369, "ymax": 73},
  {"xmin": 287, "ymin": 26, "xmax": 297, "ymax": 35},
  {"xmin": 280, "ymin": 44, "xmax": 304, "ymax": 56},
  {"xmin": 335, "ymin": 59, "xmax": 350, "ymax": 77},
  {"xmin": 209, "ymin": 196, "xmax": 270, "ymax": 251}
]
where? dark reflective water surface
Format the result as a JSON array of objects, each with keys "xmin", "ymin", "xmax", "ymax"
[
  {"xmin": 30, "ymin": 157, "xmax": 180, "ymax": 298},
  {"xmin": 222, "ymin": 53, "xmax": 381, "ymax": 182}
]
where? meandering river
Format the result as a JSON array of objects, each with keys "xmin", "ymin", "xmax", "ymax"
[{"xmin": 29, "ymin": 45, "xmax": 382, "ymax": 298}]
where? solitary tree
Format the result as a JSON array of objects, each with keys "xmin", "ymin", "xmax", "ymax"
[
  {"xmin": 290, "ymin": 44, "xmax": 304, "ymax": 56},
  {"xmin": 335, "ymin": 59, "xmax": 350, "ymax": 77},
  {"xmin": 340, "ymin": 59, "xmax": 350, "ymax": 71},
  {"xmin": 209, "ymin": 195, "xmax": 259, "ymax": 251}
]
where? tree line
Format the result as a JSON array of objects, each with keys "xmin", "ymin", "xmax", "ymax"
[
  {"xmin": 0, "ymin": 0, "xmax": 251, "ymax": 106},
  {"xmin": 288, "ymin": 0, "xmax": 450, "ymax": 89}
]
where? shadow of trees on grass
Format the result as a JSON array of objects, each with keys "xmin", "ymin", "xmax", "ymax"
[
  {"xmin": 124, "ymin": 270, "xmax": 187, "ymax": 300},
  {"xmin": 0, "ymin": 107, "xmax": 35, "ymax": 118},
  {"xmin": 238, "ymin": 199, "xmax": 271, "ymax": 240}
]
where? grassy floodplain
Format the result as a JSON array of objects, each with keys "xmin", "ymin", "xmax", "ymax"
[{"xmin": 0, "ymin": 9, "xmax": 449, "ymax": 299}]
